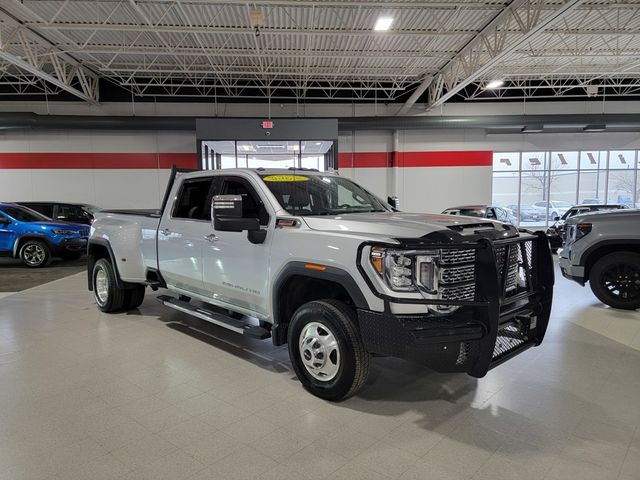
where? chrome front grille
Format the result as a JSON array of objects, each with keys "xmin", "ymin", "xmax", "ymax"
[
  {"xmin": 440, "ymin": 264, "xmax": 475, "ymax": 284},
  {"xmin": 437, "ymin": 248, "xmax": 476, "ymax": 303},
  {"xmin": 441, "ymin": 283, "xmax": 475, "ymax": 301},
  {"xmin": 440, "ymin": 248, "xmax": 476, "ymax": 265}
]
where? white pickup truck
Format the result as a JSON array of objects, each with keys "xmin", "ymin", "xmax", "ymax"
[{"xmin": 88, "ymin": 167, "xmax": 554, "ymax": 400}]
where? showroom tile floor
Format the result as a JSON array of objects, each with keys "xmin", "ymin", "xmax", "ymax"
[{"xmin": 0, "ymin": 264, "xmax": 638, "ymax": 480}]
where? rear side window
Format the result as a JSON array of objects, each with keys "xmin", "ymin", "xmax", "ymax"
[
  {"xmin": 56, "ymin": 205, "xmax": 87, "ymax": 220},
  {"xmin": 24, "ymin": 203, "xmax": 54, "ymax": 217},
  {"xmin": 173, "ymin": 177, "xmax": 215, "ymax": 220}
]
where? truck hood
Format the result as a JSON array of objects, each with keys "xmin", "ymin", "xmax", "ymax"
[
  {"xmin": 566, "ymin": 208, "xmax": 640, "ymax": 225},
  {"xmin": 303, "ymin": 212, "xmax": 510, "ymax": 238}
]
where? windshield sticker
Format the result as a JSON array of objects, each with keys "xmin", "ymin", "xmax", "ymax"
[{"xmin": 262, "ymin": 174, "xmax": 309, "ymax": 182}]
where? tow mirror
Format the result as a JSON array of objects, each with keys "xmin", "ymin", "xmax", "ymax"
[
  {"xmin": 211, "ymin": 195, "xmax": 266, "ymax": 244},
  {"xmin": 387, "ymin": 196, "xmax": 400, "ymax": 210}
]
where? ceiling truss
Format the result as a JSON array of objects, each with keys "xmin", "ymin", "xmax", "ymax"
[{"xmin": 0, "ymin": 0, "xmax": 638, "ymax": 105}]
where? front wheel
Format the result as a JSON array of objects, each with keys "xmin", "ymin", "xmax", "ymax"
[
  {"xmin": 288, "ymin": 299, "xmax": 370, "ymax": 401},
  {"xmin": 19, "ymin": 240, "xmax": 51, "ymax": 268},
  {"xmin": 589, "ymin": 252, "xmax": 640, "ymax": 310}
]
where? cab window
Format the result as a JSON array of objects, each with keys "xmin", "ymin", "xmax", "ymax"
[
  {"xmin": 173, "ymin": 177, "xmax": 217, "ymax": 220},
  {"xmin": 220, "ymin": 177, "xmax": 269, "ymax": 226}
]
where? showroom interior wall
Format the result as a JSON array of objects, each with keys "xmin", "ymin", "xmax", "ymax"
[
  {"xmin": 2, "ymin": 100, "xmax": 640, "ymax": 211},
  {"xmin": 0, "ymin": 130, "xmax": 196, "ymax": 209}
]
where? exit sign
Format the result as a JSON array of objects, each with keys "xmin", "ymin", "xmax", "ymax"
[{"xmin": 261, "ymin": 120, "xmax": 273, "ymax": 129}]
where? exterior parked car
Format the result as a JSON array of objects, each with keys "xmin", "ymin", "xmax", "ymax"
[
  {"xmin": 442, "ymin": 205, "xmax": 517, "ymax": 225},
  {"xmin": 560, "ymin": 209, "xmax": 640, "ymax": 310},
  {"xmin": 18, "ymin": 202, "xmax": 101, "ymax": 225},
  {"xmin": 507, "ymin": 204, "xmax": 543, "ymax": 223},
  {"xmin": 530, "ymin": 200, "xmax": 572, "ymax": 220},
  {"xmin": 0, "ymin": 203, "xmax": 89, "ymax": 267},
  {"xmin": 547, "ymin": 204, "xmax": 628, "ymax": 251}
]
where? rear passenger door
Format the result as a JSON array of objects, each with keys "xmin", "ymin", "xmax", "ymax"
[{"xmin": 158, "ymin": 176, "xmax": 220, "ymax": 297}]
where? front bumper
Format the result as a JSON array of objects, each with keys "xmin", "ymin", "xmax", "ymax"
[
  {"xmin": 52, "ymin": 237, "xmax": 88, "ymax": 255},
  {"xmin": 558, "ymin": 256, "xmax": 585, "ymax": 285},
  {"xmin": 358, "ymin": 232, "xmax": 554, "ymax": 378}
]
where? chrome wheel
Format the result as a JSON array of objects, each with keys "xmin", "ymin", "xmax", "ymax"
[
  {"xmin": 23, "ymin": 243, "xmax": 45, "ymax": 266},
  {"xmin": 298, "ymin": 321, "xmax": 340, "ymax": 381},
  {"xmin": 95, "ymin": 267, "xmax": 109, "ymax": 306}
]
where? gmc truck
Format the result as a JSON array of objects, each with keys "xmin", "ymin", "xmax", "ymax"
[
  {"xmin": 560, "ymin": 209, "xmax": 640, "ymax": 310},
  {"xmin": 87, "ymin": 168, "xmax": 554, "ymax": 400}
]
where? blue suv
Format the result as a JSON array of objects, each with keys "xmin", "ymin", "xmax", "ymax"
[{"xmin": 0, "ymin": 203, "xmax": 89, "ymax": 267}]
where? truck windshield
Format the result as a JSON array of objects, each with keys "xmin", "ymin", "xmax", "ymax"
[
  {"xmin": 260, "ymin": 173, "xmax": 389, "ymax": 216},
  {"xmin": 0, "ymin": 205, "xmax": 51, "ymax": 222}
]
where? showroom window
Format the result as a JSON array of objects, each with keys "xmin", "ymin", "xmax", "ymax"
[{"xmin": 492, "ymin": 150, "xmax": 639, "ymax": 227}]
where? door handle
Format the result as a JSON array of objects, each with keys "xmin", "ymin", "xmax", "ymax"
[
  {"xmin": 204, "ymin": 234, "xmax": 219, "ymax": 243},
  {"xmin": 160, "ymin": 228, "xmax": 171, "ymax": 236}
]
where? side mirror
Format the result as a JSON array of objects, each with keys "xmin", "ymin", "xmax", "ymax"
[
  {"xmin": 387, "ymin": 196, "xmax": 400, "ymax": 210},
  {"xmin": 0, "ymin": 218, "xmax": 9, "ymax": 226},
  {"xmin": 553, "ymin": 216, "xmax": 560, "ymax": 221},
  {"xmin": 211, "ymin": 195, "xmax": 266, "ymax": 244}
]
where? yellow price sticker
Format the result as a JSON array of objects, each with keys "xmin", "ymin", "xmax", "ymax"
[{"xmin": 262, "ymin": 174, "xmax": 309, "ymax": 182}]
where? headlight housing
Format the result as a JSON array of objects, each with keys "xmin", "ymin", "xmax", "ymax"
[
  {"xmin": 369, "ymin": 246, "xmax": 476, "ymax": 314},
  {"xmin": 574, "ymin": 222, "xmax": 592, "ymax": 241},
  {"xmin": 52, "ymin": 229, "xmax": 77, "ymax": 235}
]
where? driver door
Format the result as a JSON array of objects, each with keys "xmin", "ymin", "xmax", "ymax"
[
  {"xmin": 0, "ymin": 212, "xmax": 16, "ymax": 252},
  {"xmin": 202, "ymin": 175, "xmax": 273, "ymax": 316}
]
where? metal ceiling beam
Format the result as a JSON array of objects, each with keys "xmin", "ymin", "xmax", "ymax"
[
  {"xmin": 25, "ymin": 22, "xmax": 478, "ymax": 37},
  {"xmin": 0, "ymin": 8, "xmax": 99, "ymax": 103},
  {"xmin": 423, "ymin": 0, "xmax": 586, "ymax": 111}
]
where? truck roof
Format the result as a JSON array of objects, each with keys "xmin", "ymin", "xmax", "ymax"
[{"xmin": 181, "ymin": 168, "xmax": 335, "ymax": 179}]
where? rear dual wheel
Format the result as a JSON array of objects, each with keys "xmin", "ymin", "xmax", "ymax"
[{"xmin": 93, "ymin": 259, "xmax": 146, "ymax": 312}]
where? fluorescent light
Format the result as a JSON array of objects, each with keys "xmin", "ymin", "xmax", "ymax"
[
  {"xmin": 374, "ymin": 16, "xmax": 393, "ymax": 31},
  {"xmin": 238, "ymin": 144, "xmax": 255, "ymax": 152},
  {"xmin": 485, "ymin": 80, "xmax": 504, "ymax": 89},
  {"xmin": 287, "ymin": 145, "xmax": 300, "ymax": 151}
]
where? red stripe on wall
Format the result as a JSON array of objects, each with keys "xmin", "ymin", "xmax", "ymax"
[
  {"xmin": 338, "ymin": 152, "xmax": 390, "ymax": 169},
  {"xmin": 339, "ymin": 150, "xmax": 492, "ymax": 168},
  {"xmin": 0, "ymin": 152, "xmax": 198, "ymax": 169}
]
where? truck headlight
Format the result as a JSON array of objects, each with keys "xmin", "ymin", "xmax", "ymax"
[
  {"xmin": 52, "ymin": 229, "xmax": 77, "ymax": 236},
  {"xmin": 369, "ymin": 246, "xmax": 475, "ymax": 315},
  {"xmin": 575, "ymin": 222, "xmax": 592, "ymax": 241},
  {"xmin": 370, "ymin": 248, "xmax": 440, "ymax": 293}
]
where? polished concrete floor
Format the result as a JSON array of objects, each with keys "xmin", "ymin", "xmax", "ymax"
[
  {"xmin": 0, "ymin": 257, "xmax": 85, "ymax": 292},
  {"xmin": 0, "ymin": 264, "xmax": 638, "ymax": 480}
]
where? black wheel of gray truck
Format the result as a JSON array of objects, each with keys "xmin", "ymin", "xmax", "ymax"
[
  {"xmin": 123, "ymin": 285, "xmax": 146, "ymax": 310},
  {"xmin": 19, "ymin": 239, "xmax": 51, "ymax": 268},
  {"xmin": 589, "ymin": 252, "xmax": 640, "ymax": 310},
  {"xmin": 92, "ymin": 258, "xmax": 126, "ymax": 313},
  {"xmin": 287, "ymin": 299, "xmax": 370, "ymax": 401}
]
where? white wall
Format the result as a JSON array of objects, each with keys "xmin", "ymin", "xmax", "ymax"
[
  {"xmin": 2, "ymin": 99, "xmax": 640, "ymax": 213},
  {"xmin": 0, "ymin": 130, "xmax": 195, "ymax": 209}
]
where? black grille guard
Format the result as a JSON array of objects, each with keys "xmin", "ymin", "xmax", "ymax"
[{"xmin": 356, "ymin": 228, "xmax": 555, "ymax": 378}]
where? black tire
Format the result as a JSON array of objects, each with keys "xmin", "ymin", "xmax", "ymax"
[
  {"xmin": 92, "ymin": 258, "xmax": 126, "ymax": 313},
  {"xmin": 19, "ymin": 239, "xmax": 51, "ymax": 268},
  {"xmin": 287, "ymin": 299, "xmax": 370, "ymax": 401},
  {"xmin": 61, "ymin": 252, "xmax": 83, "ymax": 261},
  {"xmin": 123, "ymin": 285, "xmax": 146, "ymax": 310},
  {"xmin": 589, "ymin": 252, "xmax": 640, "ymax": 310}
]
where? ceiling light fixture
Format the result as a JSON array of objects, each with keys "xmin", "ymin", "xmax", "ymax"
[
  {"xmin": 374, "ymin": 16, "xmax": 393, "ymax": 31},
  {"xmin": 485, "ymin": 80, "xmax": 505, "ymax": 89}
]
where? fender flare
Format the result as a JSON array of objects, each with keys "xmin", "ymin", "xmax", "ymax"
[
  {"xmin": 87, "ymin": 239, "xmax": 125, "ymax": 290},
  {"xmin": 13, "ymin": 234, "xmax": 55, "ymax": 258},
  {"xmin": 270, "ymin": 261, "xmax": 369, "ymax": 346}
]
